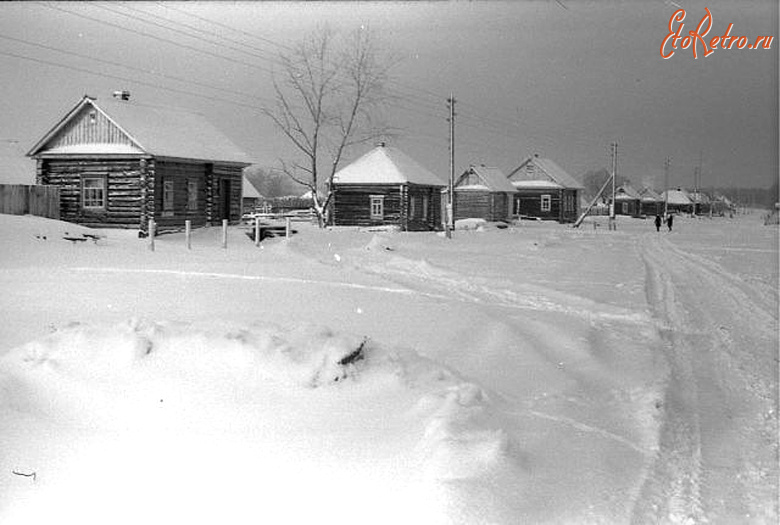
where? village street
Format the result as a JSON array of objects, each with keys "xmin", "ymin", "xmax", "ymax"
[
  {"xmin": 633, "ymin": 232, "xmax": 778, "ymax": 523},
  {"xmin": 0, "ymin": 213, "xmax": 776, "ymax": 523}
]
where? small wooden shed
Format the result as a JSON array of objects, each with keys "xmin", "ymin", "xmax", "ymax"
[
  {"xmin": 507, "ymin": 155, "xmax": 583, "ymax": 223},
  {"xmin": 27, "ymin": 94, "xmax": 252, "ymax": 235},
  {"xmin": 330, "ymin": 144, "xmax": 445, "ymax": 231},
  {"xmin": 614, "ymin": 183, "xmax": 642, "ymax": 217},
  {"xmin": 639, "ymin": 187, "xmax": 664, "ymax": 217},
  {"xmin": 453, "ymin": 165, "xmax": 515, "ymax": 222}
]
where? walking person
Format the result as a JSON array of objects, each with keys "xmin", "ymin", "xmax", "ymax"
[
  {"xmin": 654, "ymin": 214, "xmax": 662, "ymax": 232},
  {"xmin": 666, "ymin": 213, "xmax": 674, "ymax": 232}
]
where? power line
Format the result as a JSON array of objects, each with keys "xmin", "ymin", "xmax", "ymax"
[
  {"xmin": 93, "ymin": 3, "xmax": 282, "ymax": 68},
  {"xmin": 156, "ymin": 2, "xmax": 294, "ymax": 53},
  {"xmin": 0, "ymin": 49, "xmax": 267, "ymax": 113},
  {"xmin": 0, "ymin": 33, "xmax": 276, "ymax": 106},
  {"xmin": 36, "ymin": 2, "xmax": 277, "ymax": 76}
]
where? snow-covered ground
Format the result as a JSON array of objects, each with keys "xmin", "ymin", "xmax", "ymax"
[{"xmin": 0, "ymin": 212, "xmax": 776, "ymax": 524}]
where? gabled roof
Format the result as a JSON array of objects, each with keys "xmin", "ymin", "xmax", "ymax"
[
  {"xmin": 242, "ymin": 175, "xmax": 264, "ymax": 199},
  {"xmin": 614, "ymin": 184, "xmax": 641, "ymax": 200},
  {"xmin": 688, "ymin": 191, "xmax": 711, "ymax": 204},
  {"xmin": 455, "ymin": 165, "xmax": 516, "ymax": 192},
  {"xmin": 332, "ymin": 144, "xmax": 445, "ymax": 186},
  {"xmin": 639, "ymin": 187, "xmax": 663, "ymax": 202},
  {"xmin": 507, "ymin": 156, "xmax": 584, "ymax": 190},
  {"xmin": 28, "ymin": 96, "xmax": 252, "ymax": 165},
  {"xmin": 0, "ymin": 140, "xmax": 35, "ymax": 184},
  {"xmin": 662, "ymin": 189, "xmax": 693, "ymax": 205}
]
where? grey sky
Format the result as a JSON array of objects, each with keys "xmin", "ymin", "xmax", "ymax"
[{"xmin": 0, "ymin": 1, "xmax": 777, "ymax": 189}]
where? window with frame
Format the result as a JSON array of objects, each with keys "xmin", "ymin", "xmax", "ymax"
[
  {"xmin": 163, "ymin": 179, "xmax": 175, "ymax": 212},
  {"xmin": 370, "ymin": 195, "xmax": 384, "ymax": 220},
  {"xmin": 541, "ymin": 194, "xmax": 551, "ymax": 212},
  {"xmin": 187, "ymin": 180, "xmax": 198, "ymax": 211},
  {"xmin": 621, "ymin": 202, "xmax": 629, "ymax": 214},
  {"xmin": 82, "ymin": 177, "xmax": 105, "ymax": 209}
]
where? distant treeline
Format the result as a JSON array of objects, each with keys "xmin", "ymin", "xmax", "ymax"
[
  {"xmin": 244, "ymin": 166, "xmax": 304, "ymax": 198},
  {"xmin": 714, "ymin": 185, "xmax": 778, "ymax": 209}
]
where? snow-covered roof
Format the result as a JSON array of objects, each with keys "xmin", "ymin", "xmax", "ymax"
[
  {"xmin": 333, "ymin": 144, "xmax": 445, "ymax": 186},
  {"xmin": 511, "ymin": 179, "xmax": 563, "ymax": 189},
  {"xmin": 507, "ymin": 156, "xmax": 584, "ymax": 190},
  {"xmin": 639, "ymin": 187, "xmax": 663, "ymax": 202},
  {"xmin": 28, "ymin": 96, "xmax": 253, "ymax": 165},
  {"xmin": 456, "ymin": 184, "xmax": 491, "ymax": 191},
  {"xmin": 614, "ymin": 184, "xmax": 641, "ymax": 200},
  {"xmin": 242, "ymin": 176, "xmax": 264, "ymax": 199},
  {"xmin": 455, "ymin": 165, "xmax": 516, "ymax": 193},
  {"xmin": 662, "ymin": 189, "xmax": 693, "ymax": 205},
  {"xmin": 688, "ymin": 191, "xmax": 711, "ymax": 204},
  {"xmin": 0, "ymin": 140, "xmax": 35, "ymax": 184}
]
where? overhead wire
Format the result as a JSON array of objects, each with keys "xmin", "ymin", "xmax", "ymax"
[{"xmin": 25, "ymin": 2, "xmax": 526, "ymax": 152}]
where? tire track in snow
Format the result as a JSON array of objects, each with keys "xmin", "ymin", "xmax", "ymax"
[
  {"xmin": 633, "ymin": 233, "xmax": 778, "ymax": 524},
  {"xmin": 353, "ymin": 255, "xmax": 648, "ymax": 324}
]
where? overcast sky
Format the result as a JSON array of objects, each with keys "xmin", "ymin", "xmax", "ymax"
[{"xmin": 0, "ymin": 1, "xmax": 777, "ymax": 189}]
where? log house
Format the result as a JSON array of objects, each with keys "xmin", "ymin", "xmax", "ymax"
[
  {"xmin": 507, "ymin": 155, "xmax": 583, "ymax": 223},
  {"xmin": 27, "ymin": 94, "xmax": 251, "ymax": 235},
  {"xmin": 331, "ymin": 144, "xmax": 445, "ymax": 231}
]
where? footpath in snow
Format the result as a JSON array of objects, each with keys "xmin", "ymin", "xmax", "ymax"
[{"xmin": 0, "ymin": 212, "xmax": 776, "ymax": 524}]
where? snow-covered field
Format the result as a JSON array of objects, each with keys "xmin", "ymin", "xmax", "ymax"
[{"xmin": 0, "ymin": 212, "xmax": 777, "ymax": 524}]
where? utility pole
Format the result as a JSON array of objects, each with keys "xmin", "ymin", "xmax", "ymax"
[
  {"xmin": 608, "ymin": 142, "xmax": 618, "ymax": 231},
  {"xmin": 663, "ymin": 156, "xmax": 671, "ymax": 218},
  {"xmin": 445, "ymin": 94, "xmax": 456, "ymax": 238}
]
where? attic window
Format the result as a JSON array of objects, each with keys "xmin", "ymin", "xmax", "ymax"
[{"xmin": 89, "ymin": 111, "xmax": 97, "ymax": 124}]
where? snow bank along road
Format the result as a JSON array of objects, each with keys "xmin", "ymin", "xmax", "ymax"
[{"xmin": 635, "ymin": 232, "xmax": 778, "ymax": 523}]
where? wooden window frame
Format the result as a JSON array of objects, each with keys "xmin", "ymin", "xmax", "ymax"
[
  {"xmin": 82, "ymin": 176, "xmax": 106, "ymax": 209},
  {"xmin": 370, "ymin": 195, "xmax": 384, "ymax": 220},
  {"xmin": 541, "ymin": 194, "xmax": 551, "ymax": 212},
  {"xmin": 163, "ymin": 179, "xmax": 175, "ymax": 213}
]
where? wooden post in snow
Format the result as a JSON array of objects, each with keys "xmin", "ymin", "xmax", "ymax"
[
  {"xmin": 222, "ymin": 219, "xmax": 228, "ymax": 249},
  {"xmin": 185, "ymin": 220, "xmax": 191, "ymax": 250},
  {"xmin": 254, "ymin": 217, "xmax": 261, "ymax": 246},
  {"xmin": 148, "ymin": 219, "xmax": 156, "ymax": 251},
  {"xmin": 285, "ymin": 217, "xmax": 291, "ymax": 238}
]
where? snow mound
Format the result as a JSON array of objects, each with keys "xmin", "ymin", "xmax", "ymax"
[{"xmin": 0, "ymin": 319, "xmax": 525, "ymax": 524}]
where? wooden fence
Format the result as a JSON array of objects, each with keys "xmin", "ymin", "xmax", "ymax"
[{"xmin": 0, "ymin": 184, "xmax": 60, "ymax": 219}]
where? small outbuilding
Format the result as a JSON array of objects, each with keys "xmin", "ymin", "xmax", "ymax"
[
  {"xmin": 453, "ymin": 165, "xmax": 515, "ymax": 222},
  {"xmin": 27, "ymin": 94, "xmax": 252, "ymax": 235},
  {"xmin": 507, "ymin": 155, "xmax": 583, "ymax": 223},
  {"xmin": 661, "ymin": 189, "xmax": 694, "ymax": 214},
  {"xmin": 639, "ymin": 187, "xmax": 664, "ymax": 217},
  {"xmin": 614, "ymin": 184, "xmax": 642, "ymax": 217},
  {"xmin": 330, "ymin": 144, "xmax": 445, "ymax": 231}
]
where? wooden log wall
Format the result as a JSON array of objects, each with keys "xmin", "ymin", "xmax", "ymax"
[
  {"xmin": 39, "ymin": 157, "xmax": 144, "ymax": 228},
  {"xmin": 406, "ymin": 185, "xmax": 442, "ymax": 231},
  {"xmin": 514, "ymin": 189, "xmax": 563, "ymax": 221},
  {"xmin": 332, "ymin": 184, "xmax": 402, "ymax": 227},
  {"xmin": 153, "ymin": 160, "xmax": 208, "ymax": 231},
  {"xmin": 211, "ymin": 163, "xmax": 244, "ymax": 224}
]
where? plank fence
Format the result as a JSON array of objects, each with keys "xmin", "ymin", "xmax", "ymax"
[{"xmin": 0, "ymin": 184, "xmax": 60, "ymax": 220}]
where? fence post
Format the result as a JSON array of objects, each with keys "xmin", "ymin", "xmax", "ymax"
[
  {"xmin": 285, "ymin": 217, "xmax": 291, "ymax": 238},
  {"xmin": 254, "ymin": 217, "xmax": 261, "ymax": 246},
  {"xmin": 148, "ymin": 219, "xmax": 156, "ymax": 251},
  {"xmin": 222, "ymin": 219, "xmax": 228, "ymax": 249},
  {"xmin": 185, "ymin": 220, "xmax": 191, "ymax": 249}
]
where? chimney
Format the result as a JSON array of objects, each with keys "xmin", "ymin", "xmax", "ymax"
[
  {"xmin": 113, "ymin": 90, "xmax": 130, "ymax": 101},
  {"xmin": 376, "ymin": 141, "xmax": 386, "ymax": 148}
]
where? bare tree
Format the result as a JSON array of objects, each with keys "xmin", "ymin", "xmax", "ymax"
[{"xmin": 263, "ymin": 27, "xmax": 395, "ymax": 227}]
